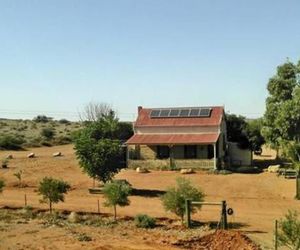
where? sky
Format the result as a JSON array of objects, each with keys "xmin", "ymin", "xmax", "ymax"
[{"xmin": 1, "ymin": 0, "xmax": 300, "ymax": 121}]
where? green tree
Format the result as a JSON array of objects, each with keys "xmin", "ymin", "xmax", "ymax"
[
  {"xmin": 116, "ymin": 122, "xmax": 134, "ymax": 141},
  {"xmin": 281, "ymin": 141, "xmax": 300, "ymax": 171},
  {"xmin": 0, "ymin": 179, "xmax": 5, "ymax": 193},
  {"xmin": 103, "ymin": 180, "xmax": 132, "ymax": 220},
  {"xmin": 74, "ymin": 110, "xmax": 124, "ymax": 184},
  {"xmin": 263, "ymin": 61, "xmax": 300, "ymax": 158},
  {"xmin": 246, "ymin": 118, "xmax": 265, "ymax": 152},
  {"xmin": 38, "ymin": 177, "xmax": 71, "ymax": 213},
  {"xmin": 226, "ymin": 114, "xmax": 250, "ymax": 149},
  {"xmin": 161, "ymin": 177, "xmax": 205, "ymax": 224},
  {"xmin": 278, "ymin": 210, "xmax": 300, "ymax": 250}
]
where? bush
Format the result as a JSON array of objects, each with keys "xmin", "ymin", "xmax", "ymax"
[
  {"xmin": 135, "ymin": 214, "xmax": 156, "ymax": 228},
  {"xmin": 41, "ymin": 128, "xmax": 56, "ymax": 140},
  {"xmin": 41, "ymin": 141, "xmax": 53, "ymax": 147},
  {"xmin": 77, "ymin": 233, "xmax": 92, "ymax": 242},
  {"xmin": 278, "ymin": 210, "xmax": 300, "ymax": 249},
  {"xmin": 2, "ymin": 158, "xmax": 9, "ymax": 168},
  {"xmin": 58, "ymin": 119, "xmax": 71, "ymax": 125},
  {"xmin": 0, "ymin": 179, "xmax": 5, "ymax": 193},
  {"xmin": 161, "ymin": 177, "xmax": 205, "ymax": 224},
  {"xmin": 33, "ymin": 115, "xmax": 53, "ymax": 123},
  {"xmin": 54, "ymin": 136, "xmax": 72, "ymax": 145},
  {"xmin": 0, "ymin": 135, "xmax": 25, "ymax": 150}
]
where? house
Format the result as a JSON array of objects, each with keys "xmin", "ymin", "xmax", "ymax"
[{"xmin": 126, "ymin": 106, "xmax": 227, "ymax": 170}]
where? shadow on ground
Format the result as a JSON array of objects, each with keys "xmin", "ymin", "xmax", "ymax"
[
  {"xmin": 131, "ymin": 188, "xmax": 166, "ymax": 197},
  {"xmin": 190, "ymin": 220, "xmax": 251, "ymax": 230}
]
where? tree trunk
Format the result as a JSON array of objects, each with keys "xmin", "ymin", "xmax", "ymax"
[
  {"xmin": 275, "ymin": 147, "xmax": 279, "ymax": 160},
  {"xmin": 49, "ymin": 201, "xmax": 52, "ymax": 214},
  {"xmin": 114, "ymin": 205, "xmax": 117, "ymax": 221},
  {"xmin": 181, "ymin": 214, "xmax": 184, "ymax": 226}
]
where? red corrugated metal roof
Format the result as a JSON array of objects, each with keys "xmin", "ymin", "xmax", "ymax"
[
  {"xmin": 134, "ymin": 106, "xmax": 224, "ymax": 127},
  {"xmin": 126, "ymin": 133, "xmax": 219, "ymax": 145}
]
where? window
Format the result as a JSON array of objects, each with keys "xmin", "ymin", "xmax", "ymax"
[
  {"xmin": 184, "ymin": 145, "xmax": 197, "ymax": 159},
  {"xmin": 207, "ymin": 145, "xmax": 214, "ymax": 159},
  {"xmin": 157, "ymin": 146, "xmax": 170, "ymax": 159}
]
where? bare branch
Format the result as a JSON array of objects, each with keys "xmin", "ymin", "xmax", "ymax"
[{"xmin": 79, "ymin": 102, "xmax": 113, "ymax": 122}]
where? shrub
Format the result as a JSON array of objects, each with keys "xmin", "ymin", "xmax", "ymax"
[
  {"xmin": 2, "ymin": 158, "xmax": 9, "ymax": 168},
  {"xmin": 0, "ymin": 121, "xmax": 8, "ymax": 128},
  {"xmin": 24, "ymin": 137, "xmax": 42, "ymax": 148},
  {"xmin": 41, "ymin": 128, "xmax": 56, "ymax": 140},
  {"xmin": 21, "ymin": 206, "xmax": 36, "ymax": 219},
  {"xmin": 0, "ymin": 135, "xmax": 25, "ymax": 150},
  {"xmin": 31, "ymin": 123, "xmax": 38, "ymax": 129},
  {"xmin": 77, "ymin": 233, "xmax": 92, "ymax": 242},
  {"xmin": 161, "ymin": 177, "xmax": 205, "ymax": 224},
  {"xmin": 103, "ymin": 180, "xmax": 132, "ymax": 220},
  {"xmin": 58, "ymin": 119, "xmax": 71, "ymax": 125},
  {"xmin": 54, "ymin": 136, "xmax": 72, "ymax": 145},
  {"xmin": 13, "ymin": 170, "xmax": 23, "ymax": 187},
  {"xmin": 41, "ymin": 141, "xmax": 53, "ymax": 147},
  {"xmin": 135, "ymin": 214, "xmax": 156, "ymax": 228},
  {"xmin": 0, "ymin": 179, "xmax": 5, "ymax": 193},
  {"xmin": 33, "ymin": 115, "xmax": 53, "ymax": 123},
  {"xmin": 278, "ymin": 210, "xmax": 300, "ymax": 249},
  {"xmin": 38, "ymin": 177, "xmax": 71, "ymax": 213}
]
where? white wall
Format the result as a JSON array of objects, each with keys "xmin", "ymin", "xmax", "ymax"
[{"xmin": 228, "ymin": 142, "xmax": 252, "ymax": 166}]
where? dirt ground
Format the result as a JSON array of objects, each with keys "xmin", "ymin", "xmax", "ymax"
[{"xmin": 0, "ymin": 145, "xmax": 299, "ymax": 249}]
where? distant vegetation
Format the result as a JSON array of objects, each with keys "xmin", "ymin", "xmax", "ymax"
[
  {"xmin": 0, "ymin": 115, "xmax": 82, "ymax": 150},
  {"xmin": 0, "ymin": 110, "xmax": 133, "ymax": 151}
]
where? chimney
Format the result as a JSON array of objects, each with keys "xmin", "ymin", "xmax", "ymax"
[{"xmin": 138, "ymin": 106, "xmax": 143, "ymax": 113}]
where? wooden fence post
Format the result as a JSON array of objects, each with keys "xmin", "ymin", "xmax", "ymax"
[
  {"xmin": 221, "ymin": 200, "xmax": 228, "ymax": 230},
  {"xmin": 97, "ymin": 199, "xmax": 100, "ymax": 214},
  {"xmin": 296, "ymin": 175, "xmax": 300, "ymax": 200},
  {"xmin": 274, "ymin": 220, "xmax": 278, "ymax": 250},
  {"xmin": 24, "ymin": 194, "xmax": 27, "ymax": 207},
  {"xmin": 185, "ymin": 199, "xmax": 191, "ymax": 228}
]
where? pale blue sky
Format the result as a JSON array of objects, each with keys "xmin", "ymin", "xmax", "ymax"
[{"xmin": 1, "ymin": 0, "xmax": 300, "ymax": 121}]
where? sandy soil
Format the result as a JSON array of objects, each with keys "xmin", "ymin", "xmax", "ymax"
[{"xmin": 0, "ymin": 144, "xmax": 299, "ymax": 249}]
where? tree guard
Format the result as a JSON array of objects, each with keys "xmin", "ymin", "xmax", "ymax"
[{"xmin": 185, "ymin": 200, "xmax": 230, "ymax": 229}]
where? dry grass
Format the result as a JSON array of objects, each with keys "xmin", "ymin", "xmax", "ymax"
[
  {"xmin": 0, "ymin": 144, "xmax": 298, "ymax": 249},
  {"xmin": 0, "ymin": 118, "xmax": 81, "ymax": 148}
]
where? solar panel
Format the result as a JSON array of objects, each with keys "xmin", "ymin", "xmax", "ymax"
[
  {"xmin": 190, "ymin": 108, "xmax": 200, "ymax": 117},
  {"xmin": 160, "ymin": 109, "xmax": 171, "ymax": 117},
  {"xmin": 150, "ymin": 109, "xmax": 160, "ymax": 118},
  {"xmin": 150, "ymin": 107, "xmax": 212, "ymax": 118},
  {"xmin": 199, "ymin": 108, "xmax": 211, "ymax": 117},
  {"xmin": 169, "ymin": 109, "xmax": 180, "ymax": 117},
  {"xmin": 179, "ymin": 109, "xmax": 190, "ymax": 117}
]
